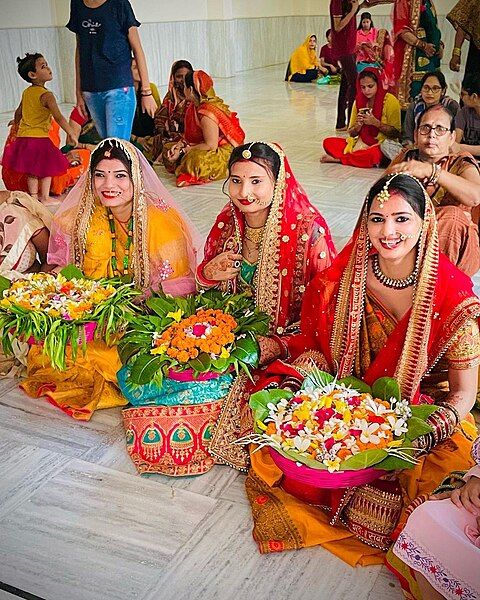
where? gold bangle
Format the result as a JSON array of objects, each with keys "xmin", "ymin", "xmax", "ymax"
[{"xmin": 452, "ymin": 47, "xmax": 462, "ymax": 57}]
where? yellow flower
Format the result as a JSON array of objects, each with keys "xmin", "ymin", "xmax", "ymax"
[
  {"xmin": 167, "ymin": 309, "xmax": 183, "ymax": 322},
  {"xmin": 387, "ymin": 439, "xmax": 404, "ymax": 448},
  {"xmin": 151, "ymin": 345, "xmax": 168, "ymax": 355},
  {"xmin": 256, "ymin": 420, "xmax": 267, "ymax": 431},
  {"xmin": 220, "ymin": 347, "xmax": 230, "ymax": 359},
  {"xmin": 324, "ymin": 458, "xmax": 341, "ymax": 472}
]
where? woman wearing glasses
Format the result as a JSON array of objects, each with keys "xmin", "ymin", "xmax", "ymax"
[
  {"xmin": 402, "ymin": 71, "xmax": 459, "ymax": 148},
  {"xmin": 388, "ymin": 104, "xmax": 480, "ymax": 275}
]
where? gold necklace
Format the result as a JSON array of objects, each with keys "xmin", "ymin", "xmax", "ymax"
[{"xmin": 244, "ymin": 224, "xmax": 265, "ymax": 245}]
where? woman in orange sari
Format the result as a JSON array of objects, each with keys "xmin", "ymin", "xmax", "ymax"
[
  {"xmin": 21, "ymin": 138, "xmax": 199, "ymax": 420},
  {"xmin": 198, "ymin": 142, "xmax": 336, "ymax": 469},
  {"xmin": 245, "ymin": 173, "xmax": 480, "ymax": 568},
  {"xmin": 165, "ymin": 70, "xmax": 245, "ymax": 187}
]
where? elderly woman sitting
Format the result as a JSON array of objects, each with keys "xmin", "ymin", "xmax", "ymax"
[{"xmin": 388, "ymin": 104, "xmax": 480, "ymax": 276}]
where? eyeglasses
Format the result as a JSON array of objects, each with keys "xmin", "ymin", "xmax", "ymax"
[
  {"xmin": 421, "ymin": 85, "xmax": 443, "ymax": 93},
  {"xmin": 418, "ymin": 124, "xmax": 450, "ymax": 137}
]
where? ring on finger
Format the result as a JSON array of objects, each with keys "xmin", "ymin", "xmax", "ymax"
[{"xmin": 233, "ymin": 260, "xmax": 241, "ymax": 269}]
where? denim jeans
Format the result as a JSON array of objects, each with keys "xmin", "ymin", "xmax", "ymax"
[{"xmin": 83, "ymin": 86, "xmax": 136, "ymax": 140}]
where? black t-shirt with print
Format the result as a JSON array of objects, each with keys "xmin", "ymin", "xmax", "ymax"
[{"xmin": 67, "ymin": 0, "xmax": 140, "ymax": 92}]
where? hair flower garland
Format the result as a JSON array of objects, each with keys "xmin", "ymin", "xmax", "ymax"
[
  {"xmin": 0, "ymin": 266, "xmax": 140, "ymax": 370},
  {"xmin": 119, "ymin": 289, "xmax": 270, "ymax": 387},
  {"xmin": 243, "ymin": 369, "xmax": 439, "ymax": 473}
]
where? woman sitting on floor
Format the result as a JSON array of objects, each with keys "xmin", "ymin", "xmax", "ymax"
[
  {"xmin": 197, "ymin": 141, "xmax": 336, "ymax": 469},
  {"xmin": 402, "ymin": 70, "xmax": 459, "ymax": 148},
  {"xmin": 244, "ymin": 173, "xmax": 480, "ymax": 564},
  {"xmin": 388, "ymin": 103, "xmax": 480, "ymax": 276},
  {"xmin": 321, "ymin": 68, "xmax": 401, "ymax": 168},
  {"xmin": 151, "ymin": 60, "xmax": 193, "ymax": 166},
  {"xmin": 285, "ymin": 34, "xmax": 328, "ymax": 83},
  {"xmin": 390, "ymin": 436, "xmax": 480, "ymax": 600},
  {"xmin": 165, "ymin": 70, "xmax": 245, "ymax": 187},
  {"xmin": 21, "ymin": 138, "xmax": 199, "ymax": 420}
]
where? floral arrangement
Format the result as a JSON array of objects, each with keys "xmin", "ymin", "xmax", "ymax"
[
  {"xmin": 0, "ymin": 266, "xmax": 139, "ymax": 370},
  {"xmin": 119, "ymin": 289, "xmax": 270, "ymax": 386},
  {"xmin": 247, "ymin": 370, "xmax": 438, "ymax": 472}
]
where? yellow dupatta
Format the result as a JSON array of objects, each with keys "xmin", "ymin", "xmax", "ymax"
[{"xmin": 288, "ymin": 35, "xmax": 320, "ymax": 80}]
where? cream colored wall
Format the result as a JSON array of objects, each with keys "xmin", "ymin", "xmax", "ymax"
[{"xmin": 0, "ymin": 0, "xmax": 56, "ymax": 27}]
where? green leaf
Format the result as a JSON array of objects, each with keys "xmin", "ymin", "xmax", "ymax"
[
  {"xmin": 231, "ymin": 337, "xmax": 259, "ymax": 366},
  {"xmin": 146, "ymin": 296, "xmax": 177, "ymax": 317},
  {"xmin": 371, "ymin": 377, "xmax": 401, "ymax": 402},
  {"xmin": 410, "ymin": 404, "xmax": 439, "ymax": 419},
  {"xmin": 211, "ymin": 357, "xmax": 228, "ymax": 371},
  {"xmin": 188, "ymin": 352, "xmax": 212, "ymax": 373},
  {"xmin": 376, "ymin": 450, "xmax": 416, "ymax": 471},
  {"xmin": 337, "ymin": 376, "xmax": 372, "ymax": 394},
  {"xmin": 118, "ymin": 340, "xmax": 142, "ymax": 364},
  {"xmin": 340, "ymin": 448, "xmax": 389, "ymax": 470},
  {"xmin": 405, "ymin": 416, "xmax": 433, "ymax": 440},
  {"xmin": 250, "ymin": 389, "xmax": 292, "ymax": 424},
  {"xmin": 0, "ymin": 275, "xmax": 11, "ymax": 295},
  {"xmin": 130, "ymin": 353, "xmax": 163, "ymax": 385},
  {"xmin": 60, "ymin": 265, "xmax": 85, "ymax": 280},
  {"xmin": 301, "ymin": 369, "xmax": 334, "ymax": 391}
]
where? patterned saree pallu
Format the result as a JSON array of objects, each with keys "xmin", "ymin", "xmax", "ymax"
[{"xmin": 122, "ymin": 398, "xmax": 224, "ymax": 477}]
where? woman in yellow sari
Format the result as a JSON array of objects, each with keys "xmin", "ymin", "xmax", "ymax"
[
  {"xmin": 21, "ymin": 138, "xmax": 199, "ymax": 420},
  {"xmin": 165, "ymin": 70, "xmax": 245, "ymax": 187},
  {"xmin": 285, "ymin": 34, "xmax": 327, "ymax": 82},
  {"xmin": 244, "ymin": 174, "xmax": 480, "ymax": 569}
]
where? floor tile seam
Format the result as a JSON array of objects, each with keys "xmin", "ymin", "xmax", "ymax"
[{"xmin": 0, "ymin": 454, "xmax": 75, "ymax": 521}]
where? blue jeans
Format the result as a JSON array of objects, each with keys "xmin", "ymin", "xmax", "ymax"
[{"xmin": 83, "ymin": 86, "xmax": 136, "ymax": 140}]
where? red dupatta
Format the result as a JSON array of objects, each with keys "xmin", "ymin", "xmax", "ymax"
[
  {"xmin": 392, "ymin": 0, "xmax": 421, "ymax": 109},
  {"xmin": 197, "ymin": 143, "xmax": 336, "ymax": 332},
  {"xmin": 356, "ymin": 68, "xmax": 387, "ymax": 146},
  {"xmin": 288, "ymin": 177, "xmax": 480, "ymax": 403}
]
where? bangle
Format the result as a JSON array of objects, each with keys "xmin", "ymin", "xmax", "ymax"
[
  {"xmin": 141, "ymin": 92, "xmax": 153, "ymax": 97},
  {"xmin": 452, "ymin": 47, "xmax": 462, "ymax": 57},
  {"xmin": 428, "ymin": 163, "xmax": 441, "ymax": 186}
]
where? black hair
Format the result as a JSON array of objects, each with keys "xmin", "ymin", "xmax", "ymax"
[
  {"xmin": 326, "ymin": 28, "xmax": 332, "ymax": 38},
  {"xmin": 462, "ymin": 72, "xmax": 480, "ymax": 96},
  {"xmin": 309, "ymin": 35, "xmax": 317, "ymax": 41},
  {"xmin": 420, "ymin": 70, "xmax": 447, "ymax": 93},
  {"xmin": 172, "ymin": 60, "xmax": 193, "ymax": 76},
  {"xmin": 17, "ymin": 52, "xmax": 43, "ymax": 83},
  {"xmin": 90, "ymin": 140, "xmax": 132, "ymax": 177},
  {"xmin": 417, "ymin": 103, "xmax": 455, "ymax": 132},
  {"xmin": 358, "ymin": 12, "xmax": 374, "ymax": 29},
  {"xmin": 228, "ymin": 143, "xmax": 281, "ymax": 181},
  {"xmin": 367, "ymin": 174, "xmax": 426, "ymax": 218},
  {"xmin": 358, "ymin": 69, "xmax": 379, "ymax": 85}
]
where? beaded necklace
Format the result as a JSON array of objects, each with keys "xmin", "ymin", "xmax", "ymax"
[{"xmin": 107, "ymin": 209, "xmax": 133, "ymax": 276}]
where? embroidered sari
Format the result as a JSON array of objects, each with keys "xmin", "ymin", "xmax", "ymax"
[
  {"xmin": 390, "ymin": 149, "xmax": 480, "ymax": 276},
  {"xmin": 245, "ymin": 188, "xmax": 480, "ymax": 565},
  {"xmin": 21, "ymin": 139, "xmax": 200, "ymax": 420},
  {"xmin": 170, "ymin": 70, "xmax": 245, "ymax": 187},
  {"xmin": 201, "ymin": 143, "xmax": 336, "ymax": 470},
  {"xmin": 393, "ymin": 0, "xmax": 442, "ymax": 110}
]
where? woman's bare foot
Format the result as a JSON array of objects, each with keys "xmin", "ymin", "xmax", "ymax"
[{"xmin": 320, "ymin": 155, "xmax": 341, "ymax": 164}]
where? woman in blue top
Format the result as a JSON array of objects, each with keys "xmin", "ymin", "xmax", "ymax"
[{"xmin": 67, "ymin": 0, "xmax": 157, "ymax": 140}]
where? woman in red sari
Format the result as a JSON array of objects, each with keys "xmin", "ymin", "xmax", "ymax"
[
  {"xmin": 198, "ymin": 141, "xmax": 337, "ymax": 470},
  {"xmin": 321, "ymin": 68, "xmax": 400, "ymax": 168},
  {"xmin": 245, "ymin": 173, "xmax": 480, "ymax": 569},
  {"xmin": 165, "ymin": 70, "xmax": 245, "ymax": 187}
]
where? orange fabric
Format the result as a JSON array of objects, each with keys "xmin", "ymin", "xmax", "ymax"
[{"xmin": 21, "ymin": 342, "xmax": 126, "ymax": 421}]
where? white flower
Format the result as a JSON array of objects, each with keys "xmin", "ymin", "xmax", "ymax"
[
  {"xmin": 393, "ymin": 398, "xmax": 412, "ymax": 419},
  {"xmin": 385, "ymin": 415, "xmax": 408, "ymax": 437},
  {"xmin": 364, "ymin": 396, "xmax": 390, "ymax": 415},
  {"xmin": 360, "ymin": 423, "xmax": 382, "ymax": 445},
  {"xmin": 293, "ymin": 435, "xmax": 311, "ymax": 452}
]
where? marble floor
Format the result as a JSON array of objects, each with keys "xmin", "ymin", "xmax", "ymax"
[{"xmin": 0, "ymin": 64, "xmax": 439, "ymax": 600}]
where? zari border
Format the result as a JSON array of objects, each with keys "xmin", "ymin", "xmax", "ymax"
[
  {"xmin": 397, "ymin": 0, "xmax": 422, "ymax": 110},
  {"xmin": 245, "ymin": 468, "xmax": 304, "ymax": 553},
  {"xmin": 254, "ymin": 143, "xmax": 286, "ymax": 333}
]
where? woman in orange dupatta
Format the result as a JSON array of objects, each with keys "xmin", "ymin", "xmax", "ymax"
[
  {"xmin": 165, "ymin": 70, "xmax": 245, "ymax": 187},
  {"xmin": 197, "ymin": 142, "xmax": 336, "ymax": 470},
  {"xmin": 244, "ymin": 173, "xmax": 480, "ymax": 569}
]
